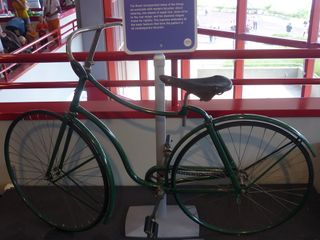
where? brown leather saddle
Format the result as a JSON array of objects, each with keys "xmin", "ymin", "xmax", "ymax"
[{"xmin": 159, "ymin": 75, "xmax": 232, "ymax": 101}]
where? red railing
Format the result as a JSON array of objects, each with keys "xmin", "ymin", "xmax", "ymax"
[
  {"xmin": 0, "ymin": 11, "xmax": 320, "ymax": 118},
  {"xmin": 0, "ymin": 18, "xmax": 78, "ymax": 82},
  {"xmin": 0, "ymin": 48, "xmax": 320, "ymax": 118},
  {"xmin": 1, "ymin": 49, "xmax": 320, "ymax": 100}
]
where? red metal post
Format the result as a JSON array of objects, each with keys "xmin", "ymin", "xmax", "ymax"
[
  {"xmin": 302, "ymin": 0, "xmax": 320, "ymax": 97},
  {"xmin": 103, "ymin": 0, "xmax": 117, "ymax": 85},
  {"xmin": 139, "ymin": 60, "xmax": 149, "ymax": 100},
  {"xmin": 233, "ymin": 0, "xmax": 247, "ymax": 99},
  {"xmin": 171, "ymin": 60, "xmax": 179, "ymax": 109}
]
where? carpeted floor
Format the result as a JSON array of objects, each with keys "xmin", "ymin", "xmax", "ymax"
[{"xmin": 0, "ymin": 186, "xmax": 320, "ymax": 240}]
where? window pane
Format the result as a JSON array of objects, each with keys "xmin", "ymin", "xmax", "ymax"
[
  {"xmin": 247, "ymin": 0, "xmax": 312, "ymax": 41},
  {"xmin": 198, "ymin": 35, "xmax": 235, "ymax": 50},
  {"xmin": 318, "ymin": 15, "xmax": 320, "ymax": 43},
  {"xmin": 244, "ymin": 41, "xmax": 287, "ymax": 49},
  {"xmin": 197, "ymin": 0, "xmax": 237, "ymax": 32},
  {"xmin": 243, "ymin": 58, "xmax": 304, "ymax": 99},
  {"xmin": 311, "ymin": 59, "xmax": 320, "ymax": 97}
]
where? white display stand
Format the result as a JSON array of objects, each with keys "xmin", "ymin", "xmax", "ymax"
[
  {"xmin": 125, "ymin": 54, "xmax": 199, "ymax": 238},
  {"xmin": 125, "ymin": 205, "xmax": 199, "ymax": 238}
]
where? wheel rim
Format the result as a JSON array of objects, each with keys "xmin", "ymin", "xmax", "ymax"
[
  {"xmin": 172, "ymin": 120, "xmax": 313, "ymax": 234},
  {"xmin": 5, "ymin": 110, "xmax": 109, "ymax": 231}
]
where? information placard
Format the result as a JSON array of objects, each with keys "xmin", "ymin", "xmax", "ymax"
[{"xmin": 122, "ymin": 0, "xmax": 197, "ymax": 54}]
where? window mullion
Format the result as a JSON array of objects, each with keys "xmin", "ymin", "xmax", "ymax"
[{"xmin": 234, "ymin": 0, "xmax": 247, "ymax": 99}]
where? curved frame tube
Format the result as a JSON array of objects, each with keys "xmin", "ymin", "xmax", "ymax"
[{"xmin": 63, "ymin": 22, "xmax": 316, "ymax": 217}]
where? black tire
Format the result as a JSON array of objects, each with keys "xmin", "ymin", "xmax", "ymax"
[
  {"xmin": 5, "ymin": 110, "xmax": 111, "ymax": 231},
  {"xmin": 171, "ymin": 120, "xmax": 313, "ymax": 234}
]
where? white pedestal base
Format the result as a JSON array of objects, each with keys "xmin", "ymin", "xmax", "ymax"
[{"xmin": 125, "ymin": 205, "xmax": 200, "ymax": 238}]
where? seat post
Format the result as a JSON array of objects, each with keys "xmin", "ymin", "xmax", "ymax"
[
  {"xmin": 181, "ymin": 92, "xmax": 190, "ymax": 126},
  {"xmin": 182, "ymin": 92, "xmax": 190, "ymax": 108}
]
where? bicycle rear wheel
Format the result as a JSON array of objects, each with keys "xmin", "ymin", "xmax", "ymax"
[
  {"xmin": 171, "ymin": 120, "xmax": 313, "ymax": 234},
  {"xmin": 5, "ymin": 110, "xmax": 112, "ymax": 231}
]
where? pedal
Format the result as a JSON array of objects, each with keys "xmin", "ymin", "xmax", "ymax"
[{"xmin": 144, "ymin": 216, "xmax": 159, "ymax": 239}]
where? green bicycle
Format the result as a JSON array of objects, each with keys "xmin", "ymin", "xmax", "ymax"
[{"xmin": 4, "ymin": 22, "xmax": 315, "ymax": 235}]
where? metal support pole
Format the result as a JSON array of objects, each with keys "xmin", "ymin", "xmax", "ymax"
[
  {"xmin": 154, "ymin": 53, "xmax": 167, "ymax": 218},
  {"xmin": 125, "ymin": 54, "xmax": 199, "ymax": 238}
]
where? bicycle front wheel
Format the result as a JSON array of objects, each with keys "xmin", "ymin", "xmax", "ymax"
[
  {"xmin": 171, "ymin": 120, "xmax": 313, "ymax": 234},
  {"xmin": 5, "ymin": 110, "xmax": 112, "ymax": 231}
]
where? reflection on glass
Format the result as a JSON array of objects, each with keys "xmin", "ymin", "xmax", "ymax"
[
  {"xmin": 247, "ymin": 0, "xmax": 312, "ymax": 40},
  {"xmin": 243, "ymin": 85, "xmax": 301, "ymax": 98},
  {"xmin": 244, "ymin": 59, "xmax": 304, "ymax": 79},
  {"xmin": 197, "ymin": 0, "xmax": 237, "ymax": 31},
  {"xmin": 197, "ymin": 35, "xmax": 235, "ymax": 50},
  {"xmin": 245, "ymin": 41, "xmax": 286, "ymax": 49}
]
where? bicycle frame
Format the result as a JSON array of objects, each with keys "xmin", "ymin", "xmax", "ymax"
[
  {"xmin": 62, "ymin": 21, "xmax": 316, "ymax": 195},
  {"xmin": 66, "ymin": 70, "xmax": 242, "ymax": 192},
  {"xmin": 62, "ymin": 21, "xmax": 243, "ymax": 192}
]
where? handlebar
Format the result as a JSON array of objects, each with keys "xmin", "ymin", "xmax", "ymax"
[{"xmin": 65, "ymin": 22, "xmax": 211, "ymax": 118}]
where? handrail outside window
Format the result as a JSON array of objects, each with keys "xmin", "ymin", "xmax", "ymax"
[
  {"xmin": 0, "ymin": 18, "xmax": 77, "ymax": 82},
  {"xmin": 1, "ymin": 1, "xmax": 320, "ymax": 118}
]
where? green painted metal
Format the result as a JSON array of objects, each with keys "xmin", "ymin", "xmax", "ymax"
[
  {"xmin": 67, "ymin": 115, "xmax": 116, "ymax": 224},
  {"xmin": 170, "ymin": 117, "xmax": 314, "ymax": 234},
  {"xmin": 86, "ymin": 73, "xmax": 183, "ymax": 117},
  {"xmin": 65, "ymin": 72, "xmax": 317, "ymax": 231},
  {"xmin": 69, "ymin": 73, "xmax": 218, "ymax": 191},
  {"xmin": 205, "ymin": 121, "xmax": 242, "ymax": 193},
  {"xmin": 45, "ymin": 120, "xmax": 68, "ymax": 177},
  {"xmin": 5, "ymin": 110, "xmax": 114, "ymax": 231},
  {"xmin": 75, "ymin": 105, "xmax": 158, "ymax": 189}
]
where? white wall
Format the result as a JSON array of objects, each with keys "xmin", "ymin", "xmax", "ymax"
[{"xmin": 1, "ymin": 116, "xmax": 320, "ymax": 191}]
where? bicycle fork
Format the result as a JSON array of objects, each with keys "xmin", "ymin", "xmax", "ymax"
[{"xmin": 45, "ymin": 119, "xmax": 73, "ymax": 181}]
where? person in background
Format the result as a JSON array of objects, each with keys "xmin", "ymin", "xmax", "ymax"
[
  {"xmin": 63, "ymin": 0, "xmax": 75, "ymax": 8},
  {"xmin": 0, "ymin": 25, "xmax": 5, "ymax": 78},
  {"xmin": 286, "ymin": 23, "xmax": 293, "ymax": 33},
  {"xmin": 18, "ymin": 35, "xmax": 27, "ymax": 46},
  {"xmin": 44, "ymin": 0, "xmax": 61, "ymax": 40},
  {"xmin": 11, "ymin": 0, "xmax": 30, "ymax": 27},
  {"xmin": 0, "ymin": 25, "xmax": 4, "ymax": 51},
  {"xmin": 39, "ymin": 0, "xmax": 44, "ymax": 9},
  {"xmin": 36, "ymin": 16, "xmax": 48, "ymax": 46}
]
